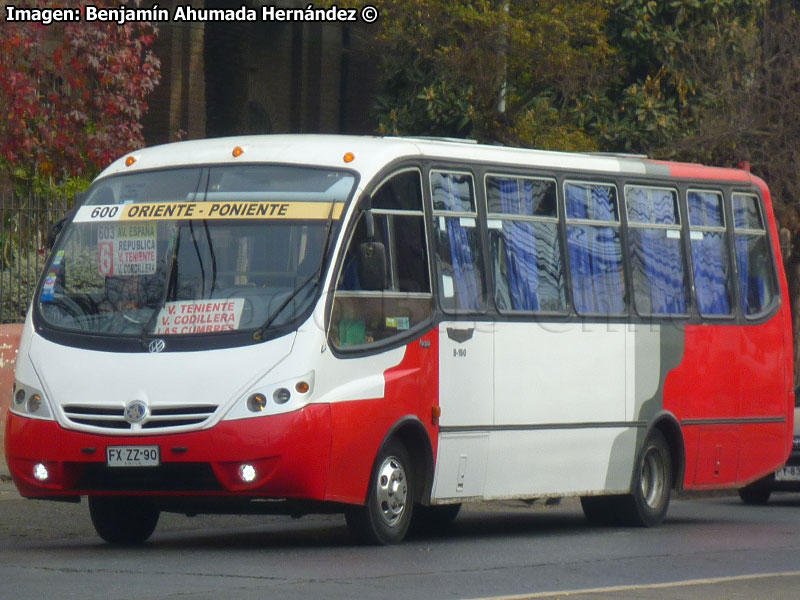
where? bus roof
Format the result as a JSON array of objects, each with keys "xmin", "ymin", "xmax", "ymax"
[{"xmin": 98, "ymin": 134, "xmax": 753, "ymax": 187}]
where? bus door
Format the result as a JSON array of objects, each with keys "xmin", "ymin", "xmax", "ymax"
[{"xmin": 429, "ymin": 170, "xmax": 493, "ymax": 500}]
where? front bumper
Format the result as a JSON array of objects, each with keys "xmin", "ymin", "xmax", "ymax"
[{"xmin": 4, "ymin": 405, "xmax": 332, "ymax": 500}]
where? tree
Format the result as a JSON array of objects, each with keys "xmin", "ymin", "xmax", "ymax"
[
  {"xmin": 346, "ymin": 0, "xmax": 617, "ymax": 150},
  {"xmin": 588, "ymin": 0, "xmax": 767, "ymax": 155},
  {"xmin": 0, "ymin": 0, "xmax": 161, "ymax": 194}
]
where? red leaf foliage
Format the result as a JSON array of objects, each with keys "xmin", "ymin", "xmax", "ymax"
[{"xmin": 0, "ymin": 0, "xmax": 161, "ymax": 181}]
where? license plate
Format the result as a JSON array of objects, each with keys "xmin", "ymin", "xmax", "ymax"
[
  {"xmin": 106, "ymin": 446, "xmax": 160, "ymax": 467},
  {"xmin": 775, "ymin": 466, "xmax": 800, "ymax": 481}
]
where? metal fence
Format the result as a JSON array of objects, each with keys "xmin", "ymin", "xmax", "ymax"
[{"xmin": 0, "ymin": 193, "xmax": 70, "ymax": 323}]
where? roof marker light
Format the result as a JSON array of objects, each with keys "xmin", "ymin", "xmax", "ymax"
[
  {"xmin": 232, "ymin": 146, "xmax": 244, "ymax": 158},
  {"xmin": 125, "ymin": 156, "xmax": 136, "ymax": 167},
  {"xmin": 343, "ymin": 152, "xmax": 355, "ymax": 163}
]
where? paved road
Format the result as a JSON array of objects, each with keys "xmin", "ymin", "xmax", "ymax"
[{"xmin": 1, "ymin": 481, "xmax": 799, "ymax": 599}]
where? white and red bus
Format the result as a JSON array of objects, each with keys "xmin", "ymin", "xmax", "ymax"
[{"xmin": 4, "ymin": 135, "xmax": 794, "ymax": 544}]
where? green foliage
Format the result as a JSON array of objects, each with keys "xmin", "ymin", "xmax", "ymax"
[
  {"xmin": 346, "ymin": 0, "xmax": 615, "ymax": 149},
  {"xmin": 595, "ymin": 0, "xmax": 767, "ymax": 154}
]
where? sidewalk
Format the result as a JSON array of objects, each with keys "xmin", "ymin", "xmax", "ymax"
[{"xmin": 0, "ymin": 323, "xmax": 24, "ymax": 479}]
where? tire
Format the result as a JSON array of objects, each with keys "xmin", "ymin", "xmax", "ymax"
[
  {"xmin": 411, "ymin": 503, "xmax": 461, "ymax": 534},
  {"xmin": 580, "ymin": 495, "xmax": 622, "ymax": 526},
  {"xmin": 617, "ymin": 429, "xmax": 673, "ymax": 527},
  {"xmin": 346, "ymin": 440, "xmax": 414, "ymax": 545},
  {"xmin": 738, "ymin": 479, "xmax": 772, "ymax": 505},
  {"xmin": 89, "ymin": 496, "xmax": 160, "ymax": 545}
]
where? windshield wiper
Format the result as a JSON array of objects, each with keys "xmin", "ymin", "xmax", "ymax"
[{"xmin": 253, "ymin": 201, "xmax": 339, "ymax": 341}]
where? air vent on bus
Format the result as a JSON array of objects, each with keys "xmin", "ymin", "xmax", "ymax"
[{"xmin": 62, "ymin": 404, "xmax": 218, "ymax": 431}]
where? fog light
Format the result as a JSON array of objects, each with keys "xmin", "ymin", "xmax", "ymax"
[
  {"xmin": 238, "ymin": 463, "xmax": 257, "ymax": 483},
  {"xmin": 14, "ymin": 388, "xmax": 25, "ymax": 405},
  {"xmin": 246, "ymin": 393, "xmax": 267, "ymax": 412},
  {"xmin": 273, "ymin": 388, "xmax": 291, "ymax": 404},
  {"xmin": 27, "ymin": 394, "xmax": 41, "ymax": 414},
  {"xmin": 33, "ymin": 463, "xmax": 49, "ymax": 481}
]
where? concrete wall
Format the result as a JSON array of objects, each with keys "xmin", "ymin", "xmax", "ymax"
[{"xmin": 0, "ymin": 324, "xmax": 23, "ymax": 478}]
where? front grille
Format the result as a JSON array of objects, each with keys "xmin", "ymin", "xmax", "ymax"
[
  {"xmin": 62, "ymin": 404, "xmax": 218, "ymax": 431},
  {"xmin": 74, "ymin": 462, "xmax": 221, "ymax": 491}
]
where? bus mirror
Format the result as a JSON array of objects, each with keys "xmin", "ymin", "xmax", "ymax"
[
  {"xmin": 364, "ymin": 209, "xmax": 376, "ymax": 241},
  {"xmin": 357, "ymin": 241, "xmax": 386, "ymax": 291}
]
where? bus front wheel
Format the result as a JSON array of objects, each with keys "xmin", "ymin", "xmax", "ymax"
[
  {"xmin": 345, "ymin": 440, "xmax": 414, "ymax": 545},
  {"xmin": 89, "ymin": 496, "xmax": 160, "ymax": 544}
]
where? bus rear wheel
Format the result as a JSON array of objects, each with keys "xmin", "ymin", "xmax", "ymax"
[
  {"xmin": 89, "ymin": 496, "xmax": 160, "ymax": 545},
  {"xmin": 345, "ymin": 440, "xmax": 414, "ymax": 545},
  {"xmin": 620, "ymin": 429, "xmax": 672, "ymax": 527}
]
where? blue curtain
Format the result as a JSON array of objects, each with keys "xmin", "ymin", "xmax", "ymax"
[
  {"xmin": 692, "ymin": 232, "xmax": 731, "ymax": 315},
  {"xmin": 500, "ymin": 179, "xmax": 539, "ymax": 310},
  {"xmin": 629, "ymin": 189, "xmax": 685, "ymax": 314},
  {"xmin": 566, "ymin": 184, "xmax": 624, "ymax": 314},
  {"xmin": 441, "ymin": 175, "xmax": 481, "ymax": 310},
  {"xmin": 687, "ymin": 192, "xmax": 731, "ymax": 316},
  {"xmin": 631, "ymin": 229, "xmax": 685, "ymax": 314}
]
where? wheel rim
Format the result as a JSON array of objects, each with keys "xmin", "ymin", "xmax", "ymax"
[
  {"xmin": 640, "ymin": 446, "xmax": 666, "ymax": 509},
  {"xmin": 375, "ymin": 455, "xmax": 407, "ymax": 527}
]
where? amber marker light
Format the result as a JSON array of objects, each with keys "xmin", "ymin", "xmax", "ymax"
[
  {"xmin": 432, "ymin": 405, "xmax": 442, "ymax": 426},
  {"xmin": 125, "ymin": 156, "xmax": 136, "ymax": 167},
  {"xmin": 232, "ymin": 146, "xmax": 245, "ymax": 158},
  {"xmin": 295, "ymin": 381, "xmax": 310, "ymax": 394},
  {"xmin": 343, "ymin": 152, "xmax": 355, "ymax": 163}
]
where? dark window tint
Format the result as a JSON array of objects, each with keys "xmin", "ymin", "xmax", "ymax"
[
  {"xmin": 372, "ymin": 170, "xmax": 424, "ymax": 212},
  {"xmin": 486, "ymin": 176, "xmax": 556, "ymax": 217},
  {"xmin": 566, "ymin": 181, "xmax": 619, "ymax": 221},
  {"xmin": 732, "ymin": 193, "xmax": 776, "ymax": 316},
  {"xmin": 688, "ymin": 189, "xmax": 724, "ymax": 227},
  {"xmin": 733, "ymin": 194, "xmax": 764, "ymax": 230},
  {"xmin": 331, "ymin": 170, "xmax": 432, "ymax": 349},
  {"xmin": 431, "ymin": 172, "xmax": 475, "ymax": 212}
]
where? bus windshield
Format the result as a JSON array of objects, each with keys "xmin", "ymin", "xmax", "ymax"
[{"xmin": 37, "ymin": 165, "xmax": 354, "ymax": 339}]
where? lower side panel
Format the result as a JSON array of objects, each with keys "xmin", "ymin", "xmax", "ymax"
[
  {"xmin": 683, "ymin": 421, "xmax": 789, "ymax": 489},
  {"xmin": 432, "ymin": 427, "xmax": 637, "ymax": 501}
]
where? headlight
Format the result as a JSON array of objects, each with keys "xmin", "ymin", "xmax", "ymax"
[
  {"xmin": 9, "ymin": 381, "xmax": 54, "ymax": 420},
  {"xmin": 223, "ymin": 371, "xmax": 314, "ymax": 421}
]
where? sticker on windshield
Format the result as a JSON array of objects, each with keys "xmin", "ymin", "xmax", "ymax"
[
  {"xmin": 154, "ymin": 299, "xmax": 245, "ymax": 335},
  {"xmin": 75, "ymin": 201, "xmax": 344, "ymax": 223},
  {"xmin": 97, "ymin": 223, "xmax": 157, "ymax": 276}
]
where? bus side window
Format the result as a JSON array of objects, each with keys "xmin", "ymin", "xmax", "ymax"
[
  {"xmin": 331, "ymin": 170, "xmax": 432, "ymax": 349},
  {"xmin": 486, "ymin": 175, "xmax": 566, "ymax": 313},
  {"xmin": 732, "ymin": 193, "xmax": 777, "ymax": 316},
  {"xmin": 431, "ymin": 171, "xmax": 486, "ymax": 312},
  {"xmin": 687, "ymin": 190, "xmax": 733, "ymax": 316},
  {"xmin": 625, "ymin": 185, "xmax": 687, "ymax": 316},
  {"xmin": 564, "ymin": 181, "xmax": 626, "ymax": 315}
]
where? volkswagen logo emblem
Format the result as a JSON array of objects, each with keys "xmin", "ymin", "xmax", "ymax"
[
  {"xmin": 125, "ymin": 400, "xmax": 148, "ymax": 424},
  {"xmin": 148, "ymin": 338, "xmax": 166, "ymax": 353}
]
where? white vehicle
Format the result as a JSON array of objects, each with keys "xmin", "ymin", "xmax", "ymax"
[{"xmin": 5, "ymin": 135, "xmax": 794, "ymax": 544}]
